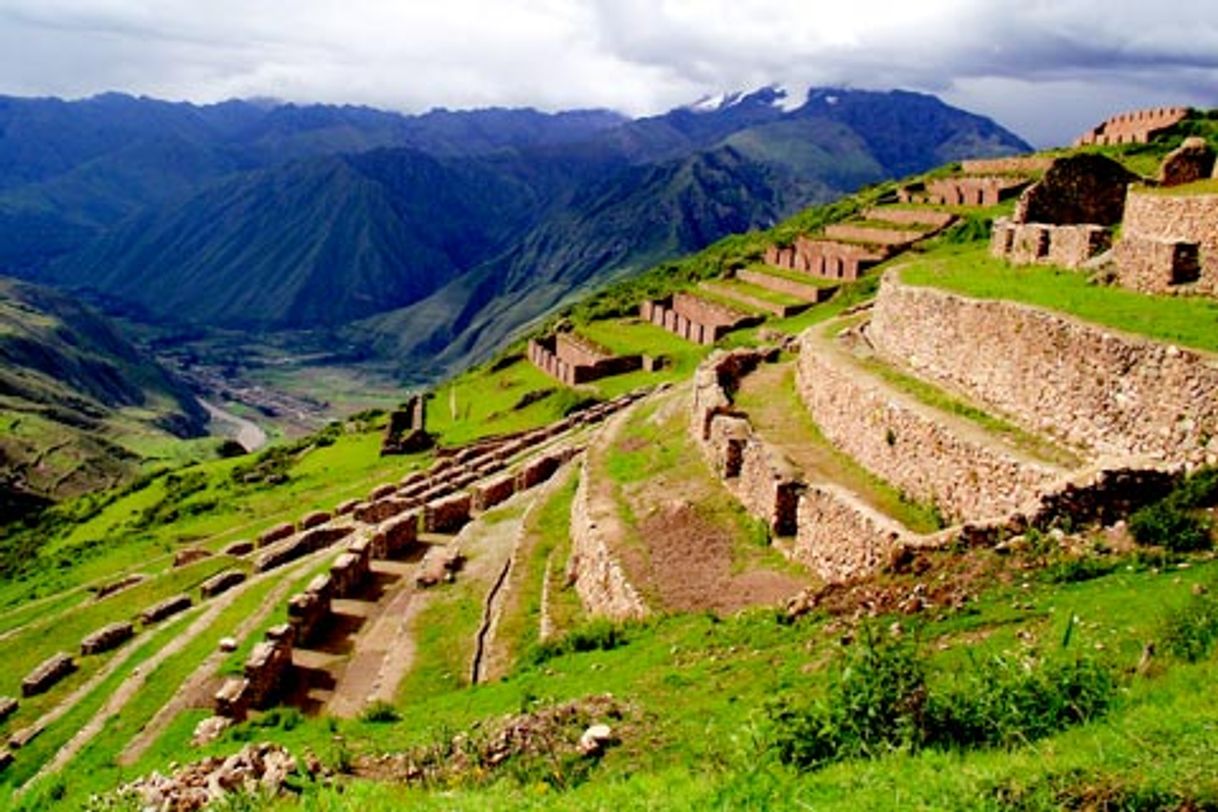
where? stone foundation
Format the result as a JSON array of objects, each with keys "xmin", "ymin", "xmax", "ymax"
[
  {"xmin": 200, "ymin": 570, "xmax": 247, "ymax": 599},
  {"xmin": 80, "ymin": 621, "xmax": 135, "ymax": 655},
  {"xmin": 869, "ymin": 274, "xmax": 1218, "ymax": 464}
]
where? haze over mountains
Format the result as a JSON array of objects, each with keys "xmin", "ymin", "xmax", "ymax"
[{"xmin": 3, "ymin": 85, "xmax": 1029, "ymax": 380}]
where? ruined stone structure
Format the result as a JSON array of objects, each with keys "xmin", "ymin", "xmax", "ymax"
[
  {"xmin": 991, "ymin": 154, "xmax": 1136, "ymax": 269},
  {"xmin": 641, "ymin": 292, "xmax": 760, "ymax": 345},
  {"xmin": 1113, "ymin": 187, "xmax": 1218, "ymax": 294},
  {"xmin": 80, "ymin": 621, "xmax": 135, "ymax": 655},
  {"xmin": 140, "ymin": 594, "xmax": 193, "ymax": 625},
  {"xmin": 869, "ymin": 274, "xmax": 1218, "ymax": 464},
  {"xmin": 92, "ymin": 574, "xmax": 145, "ymax": 600},
  {"xmin": 693, "ymin": 351, "xmax": 803, "ymax": 536},
  {"xmin": 989, "ymin": 221, "xmax": 1111, "ymax": 268},
  {"xmin": 863, "ymin": 208, "xmax": 957, "ymax": 229},
  {"xmin": 254, "ymin": 525, "xmax": 353, "ymax": 573},
  {"xmin": 22, "ymin": 653, "xmax": 76, "ymax": 696},
  {"xmin": 172, "ymin": 548, "xmax": 211, "ymax": 568},
  {"xmin": 527, "ymin": 332, "xmax": 642, "ymax": 385},
  {"xmin": 222, "ymin": 540, "xmax": 254, "ymax": 557},
  {"xmin": 1013, "ymin": 154, "xmax": 1136, "ymax": 226},
  {"xmin": 381, "ymin": 394, "xmax": 433, "ymax": 456},
  {"xmin": 300, "ymin": 511, "xmax": 331, "ymax": 530},
  {"xmin": 200, "ymin": 569, "xmax": 247, "ymax": 599},
  {"xmin": 734, "ymin": 268, "xmax": 834, "ymax": 302},
  {"xmin": 793, "ymin": 483, "xmax": 910, "ymax": 583},
  {"xmin": 900, "ymin": 176, "xmax": 1029, "ymax": 207},
  {"xmin": 258, "ymin": 523, "xmax": 295, "ymax": 547},
  {"xmin": 823, "ymin": 223, "xmax": 924, "ymax": 247},
  {"xmin": 1074, "ymin": 107, "xmax": 1189, "ymax": 146},
  {"xmin": 471, "ymin": 473, "xmax": 517, "ymax": 512},
  {"xmin": 764, "ymin": 237, "xmax": 886, "ymax": 282},
  {"xmin": 423, "ymin": 492, "xmax": 473, "ymax": 534},
  {"xmin": 1158, "ymin": 137, "xmax": 1216, "ymax": 187},
  {"xmin": 0, "ymin": 697, "xmax": 17, "ymax": 722}
]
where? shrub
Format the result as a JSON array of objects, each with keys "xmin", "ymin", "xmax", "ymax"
[
  {"xmin": 360, "ymin": 701, "xmax": 401, "ymax": 723},
  {"xmin": 769, "ymin": 631, "xmax": 1118, "ymax": 770},
  {"xmin": 1129, "ymin": 503, "xmax": 1212, "ymax": 552},
  {"xmin": 527, "ymin": 618, "xmax": 630, "ymax": 665},
  {"xmin": 1159, "ymin": 586, "xmax": 1218, "ymax": 662}
]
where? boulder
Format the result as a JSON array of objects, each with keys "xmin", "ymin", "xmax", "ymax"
[
  {"xmin": 1159, "ymin": 137, "xmax": 1216, "ymax": 187},
  {"xmin": 577, "ymin": 724, "xmax": 615, "ymax": 756}
]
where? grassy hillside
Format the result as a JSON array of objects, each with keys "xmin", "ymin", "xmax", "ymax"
[
  {"xmin": 6, "ymin": 110, "xmax": 1218, "ymax": 812},
  {"xmin": 0, "ymin": 277, "xmax": 211, "ymax": 522}
]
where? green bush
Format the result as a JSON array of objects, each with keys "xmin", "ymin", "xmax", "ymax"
[
  {"xmin": 360, "ymin": 700, "xmax": 402, "ymax": 723},
  {"xmin": 1129, "ymin": 503, "xmax": 1212, "ymax": 552},
  {"xmin": 769, "ymin": 631, "xmax": 1118, "ymax": 770},
  {"xmin": 1159, "ymin": 586, "xmax": 1218, "ymax": 662},
  {"xmin": 527, "ymin": 618, "xmax": 630, "ymax": 665}
]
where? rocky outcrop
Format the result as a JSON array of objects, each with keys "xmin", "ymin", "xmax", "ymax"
[
  {"xmin": 870, "ymin": 274, "xmax": 1218, "ymax": 464},
  {"xmin": 1158, "ymin": 137, "xmax": 1216, "ymax": 187}
]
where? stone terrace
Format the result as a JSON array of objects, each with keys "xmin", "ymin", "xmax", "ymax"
[{"xmin": 527, "ymin": 332, "xmax": 643, "ymax": 386}]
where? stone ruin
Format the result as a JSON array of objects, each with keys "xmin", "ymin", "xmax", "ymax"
[
  {"xmin": 527, "ymin": 331, "xmax": 643, "ymax": 386},
  {"xmin": 990, "ymin": 154, "xmax": 1136, "ymax": 268},
  {"xmin": 640, "ymin": 292, "xmax": 761, "ymax": 345},
  {"xmin": 22, "ymin": 652, "xmax": 76, "ymax": 696},
  {"xmin": 91, "ymin": 573, "xmax": 145, "ymax": 600},
  {"xmin": 0, "ymin": 697, "xmax": 17, "ymax": 722},
  {"xmin": 901, "ymin": 175, "xmax": 1030, "ymax": 207},
  {"xmin": 381, "ymin": 394, "xmax": 434, "ymax": 456},
  {"xmin": 1113, "ymin": 184, "xmax": 1218, "ymax": 295},
  {"xmin": 140, "ymin": 593, "xmax": 193, "ymax": 625},
  {"xmin": 172, "ymin": 547, "xmax": 211, "ymax": 568},
  {"xmin": 764, "ymin": 237, "xmax": 885, "ymax": 282},
  {"xmin": 80, "ymin": 621, "xmax": 135, "ymax": 655},
  {"xmin": 200, "ymin": 569, "xmax": 247, "ymax": 599},
  {"xmin": 960, "ymin": 156, "xmax": 1055, "ymax": 175},
  {"xmin": 1074, "ymin": 106, "xmax": 1190, "ymax": 146}
]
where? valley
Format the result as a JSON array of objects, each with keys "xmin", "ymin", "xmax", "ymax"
[{"xmin": 1, "ymin": 104, "xmax": 1217, "ymax": 810}]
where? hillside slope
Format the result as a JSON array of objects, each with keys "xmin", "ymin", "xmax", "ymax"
[{"xmin": 0, "ymin": 277, "xmax": 208, "ymax": 520}]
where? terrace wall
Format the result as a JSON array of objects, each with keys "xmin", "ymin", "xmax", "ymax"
[{"xmin": 869, "ymin": 274, "xmax": 1218, "ymax": 464}]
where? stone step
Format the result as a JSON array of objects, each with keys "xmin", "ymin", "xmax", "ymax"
[{"xmin": 735, "ymin": 267, "xmax": 837, "ymax": 302}]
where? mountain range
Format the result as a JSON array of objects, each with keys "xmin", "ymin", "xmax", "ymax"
[{"xmin": 1, "ymin": 86, "xmax": 1030, "ymax": 380}]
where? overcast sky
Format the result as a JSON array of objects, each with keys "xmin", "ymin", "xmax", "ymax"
[{"xmin": 2, "ymin": 0, "xmax": 1216, "ymax": 146}]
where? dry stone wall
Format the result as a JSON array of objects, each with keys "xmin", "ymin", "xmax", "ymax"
[
  {"xmin": 960, "ymin": 156, "xmax": 1054, "ymax": 175},
  {"xmin": 1115, "ymin": 188, "xmax": 1218, "ymax": 294},
  {"xmin": 568, "ymin": 456, "xmax": 648, "ymax": 621},
  {"xmin": 795, "ymin": 338, "xmax": 1062, "ymax": 521},
  {"xmin": 22, "ymin": 653, "xmax": 76, "ymax": 697},
  {"xmin": 80, "ymin": 621, "xmax": 135, "ymax": 655},
  {"xmin": 792, "ymin": 484, "xmax": 910, "ymax": 583},
  {"xmin": 989, "ymin": 220, "xmax": 1111, "ymax": 268},
  {"xmin": 869, "ymin": 275, "xmax": 1218, "ymax": 464}
]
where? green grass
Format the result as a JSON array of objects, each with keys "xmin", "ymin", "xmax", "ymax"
[
  {"xmin": 742, "ymin": 262, "xmax": 842, "ymax": 289},
  {"xmin": 902, "ymin": 242, "xmax": 1218, "ymax": 354},
  {"xmin": 1142, "ymin": 178, "xmax": 1218, "ymax": 196},
  {"xmin": 491, "ymin": 469, "xmax": 584, "ymax": 671},
  {"xmin": 702, "ymin": 278, "xmax": 805, "ymax": 308},
  {"xmin": 733, "ymin": 365, "xmax": 945, "ymax": 533}
]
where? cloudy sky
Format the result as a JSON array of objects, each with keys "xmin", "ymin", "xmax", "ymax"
[{"xmin": 2, "ymin": 0, "xmax": 1216, "ymax": 146}]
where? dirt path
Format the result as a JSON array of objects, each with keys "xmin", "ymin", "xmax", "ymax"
[
  {"xmin": 589, "ymin": 388, "xmax": 806, "ymax": 615},
  {"xmin": 26, "ymin": 545, "xmax": 337, "ymax": 787},
  {"xmin": 201, "ymin": 399, "xmax": 269, "ymax": 452}
]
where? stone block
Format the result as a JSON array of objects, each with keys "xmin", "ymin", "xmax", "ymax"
[
  {"xmin": 80, "ymin": 621, "xmax": 135, "ymax": 655},
  {"xmin": 200, "ymin": 569, "xmax": 247, "ymax": 599},
  {"xmin": 300, "ymin": 510, "xmax": 331, "ymax": 530},
  {"xmin": 258, "ymin": 522, "xmax": 296, "ymax": 547},
  {"xmin": 140, "ymin": 594, "xmax": 192, "ymax": 625},
  {"xmin": 22, "ymin": 653, "xmax": 76, "ymax": 697}
]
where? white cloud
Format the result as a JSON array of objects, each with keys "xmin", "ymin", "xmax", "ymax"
[{"xmin": 0, "ymin": 0, "xmax": 1216, "ymax": 145}]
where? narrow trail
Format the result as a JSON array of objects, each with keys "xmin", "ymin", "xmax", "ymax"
[{"xmin": 26, "ymin": 545, "xmax": 337, "ymax": 787}]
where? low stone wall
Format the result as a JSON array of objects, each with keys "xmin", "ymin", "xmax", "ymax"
[
  {"xmin": 242, "ymin": 625, "xmax": 294, "ymax": 710},
  {"xmin": 80, "ymin": 621, "xmax": 135, "ymax": 655},
  {"xmin": 258, "ymin": 523, "xmax": 296, "ymax": 548},
  {"xmin": 472, "ymin": 473, "xmax": 517, "ymax": 512},
  {"xmin": 92, "ymin": 573, "xmax": 145, "ymax": 600},
  {"xmin": 791, "ymin": 484, "xmax": 910, "ymax": 583},
  {"xmin": 140, "ymin": 594, "xmax": 193, "ymax": 625},
  {"xmin": 354, "ymin": 497, "xmax": 413, "ymax": 524},
  {"xmin": 22, "ymin": 653, "xmax": 76, "ymax": 697},
  {"xmin": 960, "ymin": 156, "xmax": 1054, "ymax": 175},
  {"xmin": 423, "ymin": 493, "xmax": 473, "ymax": 534},
  {"xmin": 989, "ymin": 219, "xmax": 1111, "ymax": 268},
  {"xmin": 300, "ymin": 511, "xmax": 331, "ymax": 530},
  {"xmin": 287, "ymin": 574, "xmax": 331, "ymax": 645},
  {"xmin": 795, "ymin": 340, "xmax": 1062, "ymax": 522},
  {"xmin": 173, "ymin": 548, "xmax": 211, "ymax": 568},
  {"xmin": 0, "ymin": 697, "xmax": 16, "ymax": 722},
  {"xmin": 1116, "ymin": 188, "xmax": 1218, "ymax": 293},
  {"xmin": 254, "ymin": 525, "xmax": 353, "ymax": 573},
  {"xmin": 824, "ymin": 223, "xmax": 922, "ymax": 247},
  {"xmin": 922, "ymin": 176, "xmax": 1028, "ymax": 207},
  {"xmin": 568, "ymin": 458, "xmax": 648, "ymax": 620},
  {"xmin": 200, "ymin": 570, "xmax": 246, "ymax": 599},
  {"xmin": 736, "ymin": 268, "xmax": 833, "ymax": 302},
  {"xmin": 869, "ymin": 274, "xmax": 1218, "ymax": 464},
  {"xmin": 379, "ymin": 511, "xmax": 419, "ymax": 558}
]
